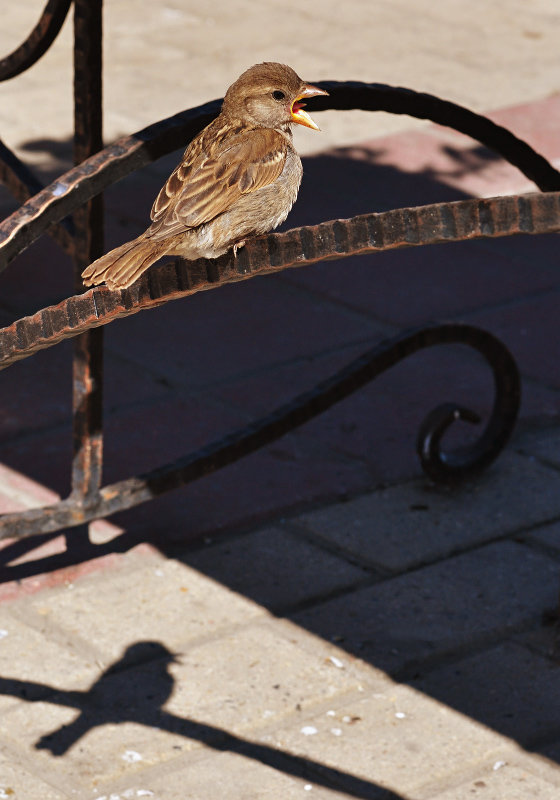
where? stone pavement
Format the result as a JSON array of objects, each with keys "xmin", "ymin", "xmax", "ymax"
[{"xmin": 1, "ymin": 1, "xmax": 560, "ymax": 798}]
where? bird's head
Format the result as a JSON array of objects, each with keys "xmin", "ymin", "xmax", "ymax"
[{"xmin": 222, "ymin": 62, "xmax": 328, "ymax": 131}]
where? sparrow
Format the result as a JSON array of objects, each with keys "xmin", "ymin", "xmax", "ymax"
[{"xmin": 82, "ymin": 62, "xmax": 328, "ymax": 290}]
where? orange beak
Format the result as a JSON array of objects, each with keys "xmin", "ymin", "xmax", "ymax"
[{"xmin": 291, "ymin": 84, "xmax": 329, "ymax": 131}]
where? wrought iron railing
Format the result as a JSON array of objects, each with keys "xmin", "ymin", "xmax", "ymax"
[{"xmin": 1, "ymin": 0, "xmax": 559, "ymax": 541}]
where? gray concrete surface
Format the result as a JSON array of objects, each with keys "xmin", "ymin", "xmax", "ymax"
[{"xmin": 1, "ymin": 2, "xmax": 560, "ymax": 798}]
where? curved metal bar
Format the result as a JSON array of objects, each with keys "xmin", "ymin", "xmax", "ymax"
[
  {"xmin": 1, "ymin": 82, "xmax": 559, "ymax": 270},
  {"xmin": 0, "ymin": 139, "xmax": 75, "ymax": 254},
  {"xmin": 0, "ymin": 0, "xmax": 72, "ymax": 82},
  {"xmin": 312, "ymin": 82, "xmax": 560, "ymax": 192},
  {"xmin": 0, "ymin": 190, "xmax": 559, "ymax": 372},
  {"xmin": 0, "ymin": 322, "xmax": 520, "ymax": 539}
]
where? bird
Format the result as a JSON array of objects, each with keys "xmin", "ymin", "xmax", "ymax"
[{"xmin": 81, "ymin": 62, "xmax": 328, "ymax": 290}]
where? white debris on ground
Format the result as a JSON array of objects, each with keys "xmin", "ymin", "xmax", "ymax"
[
  {"xmin": 93, "ymin": 790, "xmax": 154, "ymax": 800},
  {"xmin": 121, "ymin": 749, "xmax": 143, "ymax": 763}
]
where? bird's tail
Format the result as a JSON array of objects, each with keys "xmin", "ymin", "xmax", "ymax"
[{"xmin": 81, "ymin": 234, "xmax": 166, "ymax": 291}]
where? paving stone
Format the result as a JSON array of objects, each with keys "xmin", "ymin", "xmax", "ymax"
[
  {"xmin": 0, "ymin": 544, "xmax": 144, "ymax": 605},
  {"xmin": 104, "ymin": 274, "xmax": 382, "ymax": 392},
  {"xmin": 214, "ymin": 334, "xmax": 502, "ymax": 487},
  {"xmin": 411, "ymin": 641, "xmax": 560, "ymax": 747},
  {"xmin": 0, "ymin": 608, "xmax": 99, "ymax": 713},
  {"xmin": 100, "ymin": 392, "xmax": 246, "ymax": 483},
  {"xmin": 184, "ymin": 527, "xmax": 368, "ymax": 611},
  {"xmin": 23, "ymin": 552, "xmax": 266, "ymax": 662},
  {"xmin": 165, "ymin": 622, "xmax": 372, "ymax": 733},
  {"xmin": 0, "ymin": 647, "xmax": 203, "ymax": 787},
  {"xmin": 489, "ymin": 95, "xmax": 560, "ymax": 165},
  {"xmin": 291, "ymin": 541, "xmax": 559, "ymax": 675},
  {"xmin": 107, "ymin": 748, "xmax": 378, "ymax": 800},
  {"xmin": 0, "ymin": 419, "xmax": 373, "ymax": 547},
  {"xmin": 425, "ymin": 762, "xmax": 560, "ymax": 800},
  {"xmin": 518, "ymin": 428, "xmax": 560, "ymax": 471},
  {"xmin": 0, "ymin": 699, "xmax": 188, "ymax": 791},
  {"xmin": 525, "ymin": 519, "xmax": 560, "ymax": 554},
  {"xmin": 0, "ymin": 461, "xmax": 59, "ymax": 514},
  {"xmin": 539, "ymin": 741, "xmax": 560, "ymax": 763},
  {"xmin": 282, "ymin": 229, "xmax": 560, "ymax": 328},
  {"xmin": 466, "ymin": 291, "xmax": 560, "ymax": 390},
  {"xmin": 513, "ymin": 604, "xmax": 560, "ymax": 664},
  {"xmin": 254, "ymin": 684, "xmax": 506, "ymax": 798},
  {"xmin": 0, "ymin": 747, "xmax": 71, "ymax": 799},
  {"xmin": 111, "ymin": 431, "xmax": 371, "ymax": 544},
  {"xmin": 295, "ymin": 453, "xmax": 560, "ymax": 571}
]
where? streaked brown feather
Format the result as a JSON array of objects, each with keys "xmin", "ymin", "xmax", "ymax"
[
  {"xmin": 146, "ymin": 125, "xmax": 288, "ymax": 241},
  {"xmin": 81, "ymin": 235, "xmax": 167, "ymax": 290}
]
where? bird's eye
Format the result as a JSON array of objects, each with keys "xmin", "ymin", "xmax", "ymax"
[{"xmin": 272, "ymin": 90, "xmax": 286, "ymax": 101}]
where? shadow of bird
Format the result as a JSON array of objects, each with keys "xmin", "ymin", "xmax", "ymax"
[{"xmin": 35, "ymin": 641, "xmax": 178, "ymax": 756}]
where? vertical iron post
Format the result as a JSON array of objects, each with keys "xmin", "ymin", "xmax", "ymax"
[{"xmin": 71, "ymin": 0, "xmax": 104, "ymax": 502}]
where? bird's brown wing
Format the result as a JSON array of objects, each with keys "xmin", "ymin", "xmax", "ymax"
[{"xmin": 147, "ymin": 126, "xmax": 288, "ymax": 241}]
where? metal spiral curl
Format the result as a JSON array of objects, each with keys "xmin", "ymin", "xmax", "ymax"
[
  {"xmin": 413, "ymin": 325, "xmax": 521, "ymax": 483},
  {"xmin": 0, "ymin": 0, "xmax": 72, "ymax": 82}
]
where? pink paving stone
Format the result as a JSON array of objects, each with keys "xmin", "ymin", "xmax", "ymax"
[
  {"xmin": 0, "ymin": 542, "xmax": 157, "ymax": 603},
  {"xmin": 488, "ymin": 93, "xmax": 560, "ymax": 164}
]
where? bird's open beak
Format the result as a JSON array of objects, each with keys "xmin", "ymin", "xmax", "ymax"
[{"xmin": 291, "ymin": 84, "xmax": 329, "ymax": 131}]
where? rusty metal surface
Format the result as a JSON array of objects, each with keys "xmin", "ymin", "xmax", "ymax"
[
  {"xmin": 70, "ymin": 0, "xmax": 104, "ymax": 501},
  {"xmin": 0, "ymin": 190, "xmax": 558, "ymax": 372},
  {"xmin": 0, "ymin": 322, "xmax": 520, "ymax": 540},
  {"xmin": 0, "ymin": 0, "xmax": 72, "ymax": 82},
  {"xmin": 2, "ymin": 82, "xmax": 560, "ymax": 272}
]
